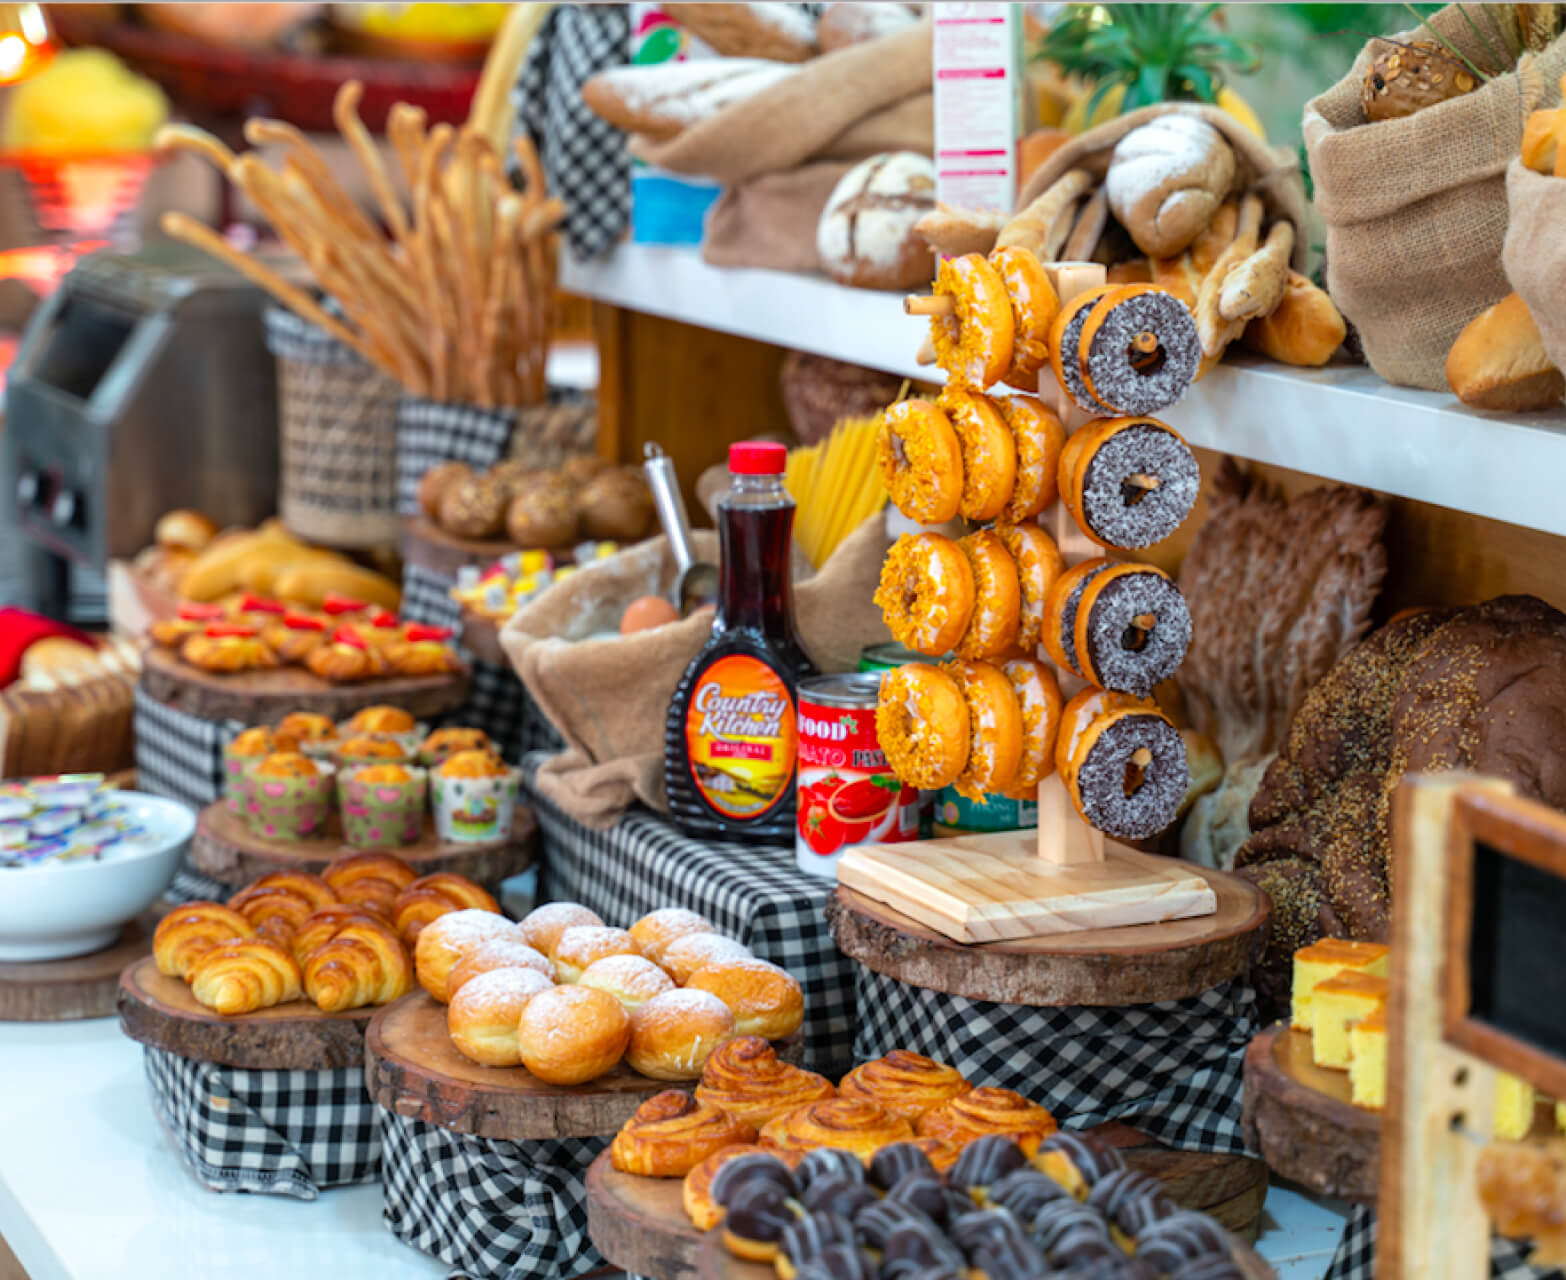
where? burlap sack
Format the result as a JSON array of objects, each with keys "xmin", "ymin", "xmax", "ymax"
[
  {"xmin": 702, "ymin": 162, "xmax": 853, "ymax": 273},
  {"xmin": 1018, "ymin": 102, "xmax": 1308, "ymax": 270},
  {"xmin": 1504, "ymin": 157, "xmax": 1566, "ymax": 373},
  {"xmin": 501, "ymin": 513, "xmax": 893, "ymax": 828},
  {"xmin": 1304, "ymin": 8, "xmax": 1566, "ymax": 390}
]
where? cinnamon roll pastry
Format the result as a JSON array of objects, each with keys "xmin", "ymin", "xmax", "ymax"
[
  {"xmin": 915, "ymin": 1086, "xmax": 1057, "ymax": 1156},
  {"xmin": 290, "ymin": 905, "xmax": 384, "ymax": 966},
  {"xmin": 759, "ymin": 1097, "xmax": 914, "ymax": 1163},
  {"xmin": 413, "ymin": 908, "xmax": 520, "ymax": 1002},
  {"xmin": 694, "ymin": 1036, "xmax": 836, "ymax": 1129},
  {"xmin": 682, "ymin": 1144, "xmax": 771, "ymax": 1231},
  {"xmin": 153, "ymin": 902, "xmax": 256, "ymax": 980},
  {"xmin": 302, "ymin": 915, "xmax": 413, "ymax": 1012},
  {"xmin": 188, "ymin": 938, "xmax": 303, "ymax": 1015},
  {"xmin": 321, "ymin": 851, "xmax": 417, "ymax": 917},
  {"xmin": 838, "ymin": 1050, "xmax": 973, "ymax": 1122},
  {"xmin": 610, "ymin": 1089, "xmax": 758, "ymax": 1178},
  {"xmin": 392, "ymin": 873, "xmax": 500, "ymax": 946}
]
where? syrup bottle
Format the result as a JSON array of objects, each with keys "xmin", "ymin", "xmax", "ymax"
[{"xmin": 665, "ymin": 442, "xmax": 815, "ymax": 842}]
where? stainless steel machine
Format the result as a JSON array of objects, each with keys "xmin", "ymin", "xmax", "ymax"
[{"xmin": 4, "ymin": 242, "xmax": 279, "ymax": 586}]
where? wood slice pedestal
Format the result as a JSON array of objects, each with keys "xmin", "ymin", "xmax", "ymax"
[
  {"xmin": 190, "ymin": 800, "xmax": 536, "ymax": 886},
  {"xmin": 0, "ymin": 920, "xmax": 152, "ymax": 1021},
  {"xmin": 140, "ymin": 644, "xmax": 471, "ymax": 724},
  {"xmin": 401, "ymin": 516, "xmax": 566, "ymax": 581},
  {"xmin": 118, "ymin": 954, "xmax": 373, "ymax": 1069}
]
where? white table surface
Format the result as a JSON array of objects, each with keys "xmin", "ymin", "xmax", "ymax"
[{"xmin": 0, "ymin": 1014, "xmax": 1348, "ymax": 1280}]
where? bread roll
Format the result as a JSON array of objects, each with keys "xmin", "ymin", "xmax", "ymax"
[
  {"xmin": 816, "ymin": 152, "xmax": 936, "ymax": 291},
  {"xmin": 1105, "ymin": 115, "xmax": 1235, "ymax": 259},
  {"xmin": 439, "ymin": 475, "xmax": 506, "ymax": 540},
  {"xmin": 577, "ymin": 468, "xmax": 655, "ymax": 541},
  {"xmin": 155, "ymin": 508, "xmax": 218, "ymax": 550},
  {"xmin": 579, "ymin": 954, "xmax": 676, "ymax": 1010},
  {"xmin": 552, "ymin": 925, "xmax": 642, "ymax": 984},
  {"xmin": 516, "ymin": 984, "xmax": 631, "ymax": 1085},
  {"xmin": 629, "ymin": 907, "xmax": 716, "ymax": 966},
  {"xmin": 506, "ymin": 489, "xmax": 578, "ymax": 549},
  {"xmin": 627, "ymin": 989, "xmax": 737, "ymax": 1081},
  {"xmin": 581, "ymin": 59, "xmax": 795, "ymax": 142},
  {"xmin": 415, "ymin": 909, "xmax": 520, "ymax": 1003},
  {"xmin": 816, "ymin": 2, "xmax": 917, "ymax": 52},
  {"xmin": 662, "ymin": 933, "xmax": 753, "ymax": 986},
  {"xmin": 418, "ymin": 462, "xmax": 473, "ymax": 522},
  {"xmin": 447, "ymin": 967, "xmax": 553, "ymax": 1067},
  {"xmin": 447, "ymin": 937, "xmax": 553, "ymax": 997},
  {"xmin": 685, "ymin": 958, "xmax": 803, "ymax": 1040},
  {"xmin": 1242, "ymin": 271, "xmax": 1346, "ymax": 368},
  {"xmin": 1446, "ymin": 291, "xmax": 1565, "ymax": 412},
  {"xmin": 661, "ymin": 3, "xmax": 818, "ymax": 61},
  {"xmin": 519, "ymin": 901, "xmax": 605, "ymax": 957}
]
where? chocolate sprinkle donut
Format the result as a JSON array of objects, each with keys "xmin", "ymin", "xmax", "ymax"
[
  {"xmin": 1055, "ymin": 293, "xmax": 1104, "ymax": 413},
  {"xmin": 1078, "ymin": 422, "xmax": 1199, "ymax": 550},
  {"xmin": 781, "ymin": 1211, "xmax": 858, "ymax": 1272},
  {"xmin": 1072, "ymin": 709, "xmax": 1188, "ymax": 840},
  {"xmin": 796, "ymin": 1147, "xmax": 865, "ymax": 1191},
  {"xmin": 948, "ymin": 1136, "xmax": 1028, "ymax": 1192},
  {"xmin": 1079, "ymin": 569, "xmax": 1193, "ymax": 696},
  {"xmin": 712, "ymin": 1152, "xmax": 796, "ymax": 1207},
  {"xmin": 1055, "ymin": 560, "xmax": 1111, "ymax": 675},
  {"xmin": 796, "ymin": 1242, "xmax": 878, "ymax": 1280},
  {"xmin": 800, "ymin": 1173, "xmax": 878, "ymax": 1219},
  {"xmin": 1083, "ymin": 290, "xmax": 1201, "ymax": 416},
  {"xmin": 871, "ymin": 1142, "xmax": 937, "ymax": 1191}
]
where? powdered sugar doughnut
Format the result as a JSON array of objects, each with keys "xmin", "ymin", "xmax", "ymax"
[
  {"xmin": 1048, "ymin": 285, "xmax": 1116, "ymax": 413},
  {"xmin": 876, "ymin": 663, "xmax": 970, "ymax": 791},
  {"xmin": 662, "ymin": 933, "xmax": 753, "ymax": 986},
  {"xmin": 1041, "ymin": 558, "xmax": 1113, "ymax": 677},
  {"xmin": 945, "ymin": 659, "xmax": 1022, "ymax": 802},
  {"xmin": 447, "ymin": 967, "xmax": 553, "ymax": 1067},
  {"xmin": 954, "ymin": 529, "xmax": 1020, "ymax": 660},
  {"xmin": 1079, "ymin": 285, "xmax": 1201, "ymax": 416},
  {"xmin": 1072, "ymin": 562, "xmax": 1192, "ymax": 696},
  {"xmin": 552, "ymin": 925, "xmax": 642, "ymax": 984},
  {"xmin": 877, "ymin": 398, "xmax": 963, "ymax": 525},
  {"xmin": 997, "ymin": 395, "xmax": 1065, "ymax": 522},
  {"xmin": 626, "ymin": 988, "xmax": 737, "ymax": 1081},
  {"xmin": 447, "ymin": 937, "xmax": 553, "ymax": 998},
  {"xmin": 940, "ymin": 387, "xmax": 1016, "ymax": 522},
  {"xmin": 875, "ymin": 533, "xmax": 976, "ymax": 658},
  {"xmin": 999, "ymin": 656, "xmax": 1063, "ymax": 797},
  {"xmin": 991, "ymin": 247, "xmax": 1060, "ymax": 391},
  {"xmin": 994, "ymin": 521, "xmax": 1064, "ymax": 656},
  {"xmin": 519, "ymin": 901, "xmax": 605, "ymax": 957},
  {"xmin": 1067, "ymin": 417, "xmax": 1199, "ymax": 551},
  {"xmin": 931, "ymin": 253, "xmax": 1014, "ymax": 390},
  {"xmin": 629, "ymin": 907, "xmax": 716, "ymax": 967},
  {"xmin": 579, "ymin": 954, "xmax": 677, "ymax": 1010},
  {"xmin": 1055, "ymin": 690, "xmax": 1187, "ymax": 841}
]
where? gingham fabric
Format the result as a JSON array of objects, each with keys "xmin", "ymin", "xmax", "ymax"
[
  {"xmin": 853, "ymin": 969, "xmax": 1258, "ymax": 1155},
  {"xmin": 512, "ymin": 3, "xmax": 631, "ymax": 259},
  {"xmin": 133, "ymin": 682, "xmax": 240, "ymax": 811},
  {"xmin": 380, "ymin": 1112, "xmax": 605, "ymax": 1280},
  {"xmin": 143, "ymin": 1046, "xmax": 380, "ymax": 1199},
  {"xmin": 1328, "ymin": 1205, "xmax": 1564, "ymax": 1280},
  {"xmin": 397, "ymin": 396, "xmax": 516, "ymax": 517},
  {"xmin": 523, "ymin": 754, "xmax": 857, "ymax": 1077}
]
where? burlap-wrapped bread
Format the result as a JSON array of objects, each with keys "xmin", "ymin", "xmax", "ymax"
[
  {"xmin": 1504, "ymin": 157, "xmax": 1566, "ymax": 376},
  {"xmin": 1104, "ymin": 114, "xmax": 1237, "ymax": 258}
]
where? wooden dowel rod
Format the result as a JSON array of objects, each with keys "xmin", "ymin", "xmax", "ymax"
[
  {"xmin": 1126, "ymin": 473, "xmax": 1161, "ymax": 491},
  {"xmin": 1131, "ymin": 330, "xmax": 1160, "ymax": 354},
  {"xmin": 904, "ymin": 294, "xmax": 956, "ymax": 317}
]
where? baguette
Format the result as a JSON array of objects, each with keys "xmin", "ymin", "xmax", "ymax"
[
  {"xmin": 1242, "ymin": 272, "xmax": 1346, "ymax": 368},
  {"xmin": 913, "ymin": 202, "xmax": 1004, "ymax": 258},
  {"xmin": 1446, "ymin": 292, "xmax": 1565, "ymax": 412},
  {"xmin": 995, "ymin": 169, "xmax": 1092, "ymax": 260},
  {"xmin": 1218, "ymin": 220, "xmax": 1294, "ymax": 323},
  {"xmin": 178, "ymin": 525, "xmax": 304, "ymax": 601},
  {"xmin": 581, "ymin": 59, "xmax": 796, "ymax": 141},
  {"xmin": 272, "ymin": 561, "xmax": 402, "ymax": 612},
  {"xmin": 1193, "ymin": 193, "xmax": 1262, "ymax": 356}
]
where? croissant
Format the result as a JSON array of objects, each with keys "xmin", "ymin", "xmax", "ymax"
[
  {"xmin": 758, "ymin": 1098, "xmax": 914, "ymax": 1162},
  {"xmin": 153, "ymin": 902, "xmax": 256, "ymax": 980},
  {"xmin": 302, "ymin": 916, "xmax": 413, "ymax": 1012},
  {"xmin": 228, "ymin": 871, "xmax": 338, "ymax": 943},
  {"xmin": 291, "ymin": 905, "xmax": 386, "ymax": 966},
  {"xmin": 915, "ymin": 1086, "xmax": 1057, "ymax": 1156},
  {"xmin": 610, "ymin": 1089, "xmax": 758, "ymax": 1178},
  {"xmin": 392, "ymin": 873, "xmax": 501, "ymax": 946},
  {"xmin": 838, "ymin": 1050, "xmax": 973, "ymax": 1122},
  {"xmin": 182, "ymin": 633, "xmax": 279, "ymax": 673},
  {"xmin": 694, "ymin": 1036, "xmax": 836, "ymax": 1129},
  {"xmin": 189, "ymin": 938, "xmax": 303, "ymax": 1015},
  {"xmin": 322, "ymin": 851, "xmax": 417, "ymax": 918}
]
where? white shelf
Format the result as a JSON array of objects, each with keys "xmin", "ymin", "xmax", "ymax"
[{"xmin": 562, "ymin": 245, "xmax": 1566, "ymax": 538}]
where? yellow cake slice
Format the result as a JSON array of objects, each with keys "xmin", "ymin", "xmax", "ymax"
[
  {"xmin": 1313, "ymin": 971, "xmax": 1388, "ymax": 1069},
  {"xmin": 1495, "ymin": 1073, "xmax": 1536, "ymax": 1141},
  {"xmin": 1349, "ymin": 1003, "xmax": 1388, "ymax": 1110},
  {"xmin": 1292, "ymin": 939, "xmax": 1390, "ymax": 1031}
]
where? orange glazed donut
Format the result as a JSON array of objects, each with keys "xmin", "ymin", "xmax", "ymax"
[
  {"xmin": 945, "ymin": 659, "xmax": 1022, "ymax": 801},
  {"xmin": 1055, "ymin": 423, "xmax": 1096, "ymax": 530},
  {"xmin": 929, "ymin": 252, "xmax": 1014, "ymax": 389},
  {"xmin": 994, "ymin": 521, "xmax": 1063, "ymax": 656},
  {"xmin": 997, "ymin": 395, "xmax": 1065, "ymax": 523},
  {"xmin": 953, "ymin": 530, "xmax": 1020, "ymax": 661},
  {"xmin": 1048, "ymin": 285, "xmax": 1117, "ymax": 413},
  {"xmin": 874, "ymin": 533, "xmax": 975, "ymax": 658},
  {"xmin": 1041, "ymin": 558, "xmax": 1114, "ymax": 677},
  {"xmin": 1055, "ymin": 688, "xmax": 1187, "ymax": 841},
  {"xmin": 1071, "ymin": 560, "xmax": 1192, "ymax": 696},
  {"xmin": 999, "ymin": 656, "xmax": 1063, "ymax": 798},
  {"xmin": 877, "ymin": 399, "xmax": 963, "ymax": 525},
  {"xmin": 940, "ymin": 388, "xmax": 1016, "ymax": 523},
  {"xmin": 876, "ymin": 663, "xmax": 970, "ymax": 791},
  {"xmin": 991, "ymin": 246, "xmax": 1060, "ymax": 392}
]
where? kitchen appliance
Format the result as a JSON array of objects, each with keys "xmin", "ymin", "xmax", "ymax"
[{"xmin": 4, "ymin": 242, "xmax": 279, "ymax": 583}]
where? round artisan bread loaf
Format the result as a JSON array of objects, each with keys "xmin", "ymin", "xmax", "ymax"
[{"xmin": 817, "ymin": 152, "xmax": 937, "ymax": 291}]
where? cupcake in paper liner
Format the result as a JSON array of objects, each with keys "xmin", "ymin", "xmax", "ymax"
[
  {"xmin": 276, "ymin": 711, "xmax": 339, "ymax": 761},
  {"xmin": 223, "ymin": 726, "xmax": 277, "ymax": 814},
  {"xmin": 430, "ymin": 750, "xmax": 519, "ymax": 844},
  {"xmin": 243, "ymin": 752, "xmax": 335, "ymax": 841},
  {"xmin": 337, "ymin": 705, "xmax": 426, "ymax": 757},
  {"xmin": 418, "ymin": 726, "xmax": 495, "ymax": 769},
  {"xmin": 338, "ymin": 763, "xmax": 428, "ymax": 849},
  {"xmin": 334, "ymin": 734, "xmax": 413, "ymax": 768}
]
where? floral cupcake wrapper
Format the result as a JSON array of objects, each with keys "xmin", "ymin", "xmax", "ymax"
[
  {"xmin": 242, "ymin": 762, "xmax": 336, "ymax": 842},
  {"xmin": 337, "ymin": 765, "xmax": 428, "ymax": 849},
  {"xmin": 221, "ymin": 753, "xmax": 263, "ymax": 815},
  {"xmin": 430, "ymin": 767, "xmax": 521, "ymax": 844}
]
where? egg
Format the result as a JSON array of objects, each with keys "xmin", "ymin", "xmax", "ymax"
[{"xmin": 620, "ymin": 596, "xmax": 679, "ymax": 634}]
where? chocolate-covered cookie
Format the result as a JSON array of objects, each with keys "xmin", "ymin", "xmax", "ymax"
[
  {"xmin": 881, "ymin": 1219, "xmax": 965, "ymax": 1278},
  {"xmin": 1034, "ymin": 1130, "xmax": 1126, "ymax": 1198},
  {"xmin": 1135, "ymin": 1210, "xmax": 1230, "ymax": 1273},
  {"xmin": 948, "ymin": 1136, "xmax": 1027, "ymax": 1192},
  {"xmin": 722, "ymin": 1177, "xmax": 794, "ymax": 1252},
  {"xmin": 987, "ymin": 1168, "xmax": 1070, "ymax": 1220},
  {"xmin": 796, "ymin": 1147, "xmax": 866, "ymax": 1191},
  {"xmin": 855, "ymin": 1199, "xmax": 934, "ymax": 1252},
  {"xmin": 950, "ymin": 1208, "xmax": 1028, "ymax": 1259},
  {"xmin": 886, "ymin": 1171, "xmax": 948, "ymax": 1222},
  {"xmin": 800, "ymin": 1173, "xmax": 877, "ymax": 1220},
  {"xmin": 781, "ymin": 1211, "xmax": 858, "ymax": 1274},
  {"xmin": 1087, "ymin": 1168, "xmax": 1174, "ymax": 1238},
  {"xmin": 1031, "ymin": 1199, "xmax": 1114, "ymax": 1264},
  {"xmin": 711, "ymin": 1152, "xmax": 796, "ymax": 1207},
  {"xmin": 870, "ymin": 1141, "xmax": 937, "ymax": 1191}
]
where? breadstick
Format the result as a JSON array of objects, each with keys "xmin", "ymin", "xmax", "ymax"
[
  {"xmin": 1062, "ymin": 188, "xmax": 1108, "ymax": 262},
  {"xmin": 512, "ymin": 132, "xmax": 547, "ymax": 203},
  {"xmin": 1194, "ymin": 194, "xmax": 1263, "ymax": 357},
  {"xmin": 153, "ymin": 124, "xmax": 235, "ymax": 172},
  {"xmin": 387, "ymin": 102, "xmax": 428, "ymax": 194},
  {"xmin": 913, "ymin": 202, "xmax": 1004, "ymax": 258},
  {"xmin": 243, "ymin": 117, "xmax": 381, "ymax": 247},
  {"xmin": 1218, "ymin": 220, "xmax": 1294, "ymax": 323},
  {"xmin": 476, "ymin": 194, "xmax": 524, "ymax": 409},
  {"xmin": 995, "ymin": 168, "xmax": 1092, "ymax": 259},
  {"xmin": 334, "ymin": 79, "xmax": 409, "ymax": 242}
]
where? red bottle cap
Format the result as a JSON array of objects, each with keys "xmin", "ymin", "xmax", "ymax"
[{"xmin": 729, "ymin": 441, "xmax": 786, "ymax": 475}]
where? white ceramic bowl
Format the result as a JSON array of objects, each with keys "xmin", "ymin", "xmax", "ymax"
[{"xmin": 0, "ymin": 792, "xmax": 194, "ymax": 961}]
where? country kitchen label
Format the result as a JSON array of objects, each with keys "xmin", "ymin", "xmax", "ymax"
[{"xmin": 684, "ymin": 654, "xmax": 798, "ymax": 819}]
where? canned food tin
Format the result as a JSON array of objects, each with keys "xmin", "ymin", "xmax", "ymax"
[
  {"xmin": 932, "ymin": 787, "xmax": 1038, "ymax": 836},
  {"xmin": 857, "ymin": 642, "xmax": 929, "ymax": 673},
  {"xmin": 796, "ymin": 672, "xmax": 919, "ymax": 879}
]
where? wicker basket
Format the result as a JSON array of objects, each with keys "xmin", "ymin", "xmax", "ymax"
[{"xmin": 266, "ymin": 307, "xmax": 401, "ymax": 549}]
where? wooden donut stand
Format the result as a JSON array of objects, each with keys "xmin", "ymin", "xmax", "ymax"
[
  {"xmin": 190, "ymin": 800, "xmax": 536, "ymax": 887},
  {"xmin": 118, "ymin": 954, "xmax": 373, "ymax": 1069},
  {"xmin": 0, "ymin": 918, "xmax": 155, "ymax": 1022},
  {"xmin": 364, "ymin": 992, "xmax": 804, "ymax": 1141},
  {"xmin": 139, "ymin": 643, "xmax": 471, "ymax": 724}
]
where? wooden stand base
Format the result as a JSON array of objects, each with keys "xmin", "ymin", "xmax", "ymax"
[
  {"xmin": 0, "ymin": 920, "xmax": 152, "ymax": 1021},
  {"xmin": 117, "ymin": 954, "xmax": 373, "ymax": 1069},
  {"xmin": 190, "ymin": 800, "xmax": 536, "ymax": 886},
  {"xmin": 140, "ymin": 644, "xmax": 471, "ymax": 724},
  {"xmin": 828, "ymin": 869, "xmax": 1267, "ymax": 1007},
  {"xmin": 401, "ymin": 516, "xmax": 569, "ymax": 580},
  {"xmin": 836, "ymin": 831, "xmax": 1217, "ymax": 945}
]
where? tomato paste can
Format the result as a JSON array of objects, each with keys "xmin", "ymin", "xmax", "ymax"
[{"xmin": 796, "ymin": 672, "xmax": 918, "ymax": 879}]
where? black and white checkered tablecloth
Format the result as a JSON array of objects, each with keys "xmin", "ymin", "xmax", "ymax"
[
  {"xmin": 134, "ymin": 682, "xmax": 239, "ymax": 812},
  {"xmin": 143, "ymin": 1046, "xmax": 380, "ymax": 1199},
  {"xmin": 1328, "ymin": 1205, "xmax": 1563, "ymax": 1280},
  {"xmin": 397, "ymin": 397, "xmax": 517, "ymax": 518},
  {"xmin": 522, "ymin": 754, "xmax": 858, "ymax": 1078},
  {"xmin": 380, "ymin": 1114, "xmax": 605, "ymax": 1280},
  {"xmin": 854, "ymin": 969, "xmax": 1257, "ymax": 1156}
]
